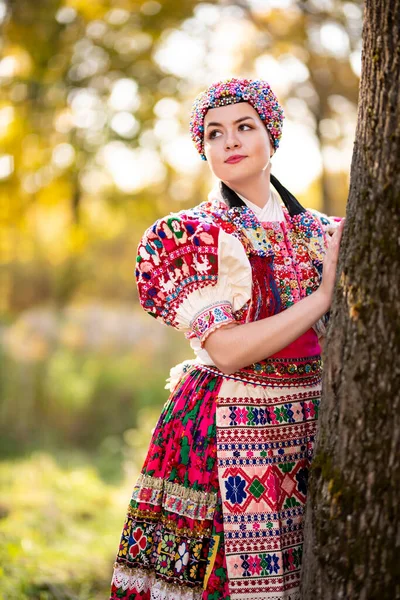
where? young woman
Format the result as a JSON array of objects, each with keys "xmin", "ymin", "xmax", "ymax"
[{"xmin": 110, "ymin": 78, "xmax": 344, "ymax": 600}]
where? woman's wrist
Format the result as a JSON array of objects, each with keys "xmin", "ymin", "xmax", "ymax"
[{"xmin": 313, "ymin": 287, "xmax": 331, "ymax": 316}]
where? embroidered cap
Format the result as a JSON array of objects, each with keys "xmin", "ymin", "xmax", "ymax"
[{"xmin": 189, "ymin": 77, "xmax": 284, "ymax": 161}]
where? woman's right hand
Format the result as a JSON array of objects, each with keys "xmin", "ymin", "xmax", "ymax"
[{"xmin": 318, "ymin": 218, "xmax": 346, "ymax": 310}]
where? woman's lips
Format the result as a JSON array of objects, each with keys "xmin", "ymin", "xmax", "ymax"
[{"xmin": 225, "ymin": 155, "xmax": 247, "ymax": 164}]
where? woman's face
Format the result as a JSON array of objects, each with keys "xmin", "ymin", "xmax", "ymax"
[{"xmin": 203, "ymin": 101, "xmax": 273, "ymax": 185}]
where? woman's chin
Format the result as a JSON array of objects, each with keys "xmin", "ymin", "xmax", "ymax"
[{"xmin": 223, "ymin": 169, "xmax": 261, "ymax": 186}]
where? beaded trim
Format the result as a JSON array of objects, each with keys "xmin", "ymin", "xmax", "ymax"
[
  {"xmin": 197, "ymin": 356, "xmax": 322, "ymax": 388},
  {"xmin": 130, "ymin": 474, "xmax": 218, "ymax": 522},
  {"xmin": 127, "ymin": 507, "xmax": 213, "ymax": 538},
  {"xmin": 252, "ymin": 357, "xmax": 322, "ymax": 376}
]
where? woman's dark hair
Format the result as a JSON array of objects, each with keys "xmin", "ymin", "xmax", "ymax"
[{"xmin": 220, "ymin": 174, "xmax": 305, "ymax": 216}]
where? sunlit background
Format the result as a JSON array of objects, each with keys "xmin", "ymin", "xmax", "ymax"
[{"xmin": 0, "ymin": 0, "xmax": 362, "ymax": 597}]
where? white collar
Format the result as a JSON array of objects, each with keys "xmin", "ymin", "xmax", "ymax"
[
  {"xmin": 208, "ymin": 182, "xmax": 286, "ymax": 222},
  {"xmin": 225, "ymin": 186, "xmax": 285, "ymax": 222}
]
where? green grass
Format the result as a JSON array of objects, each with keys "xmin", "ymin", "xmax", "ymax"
[{"xmin": 0, "ymin": 451, "xmax": 140, "ymax": 600}]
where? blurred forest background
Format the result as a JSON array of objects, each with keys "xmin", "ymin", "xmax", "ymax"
[{"xmin": 0, "ymin": 0, "xmax": 361, "ymax": 597}]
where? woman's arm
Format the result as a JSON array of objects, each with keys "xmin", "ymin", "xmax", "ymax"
[{"xmin": 204, "ymin": 219, "xmax": 345, "ymax": 374}]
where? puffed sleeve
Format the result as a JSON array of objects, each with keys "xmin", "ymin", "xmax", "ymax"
[{"xmin": 136, "ymin": 215, "xmax": 252, "ymax": 345}]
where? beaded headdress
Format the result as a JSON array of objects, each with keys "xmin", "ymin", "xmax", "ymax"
[{"xmin": 189, "ymin": 78, "xmax": 284, "ymax": 160}]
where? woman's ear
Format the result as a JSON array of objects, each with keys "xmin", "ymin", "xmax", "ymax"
[{"xmin": 268, "ymin": 133, "xmax": 274, "ymax": 157}]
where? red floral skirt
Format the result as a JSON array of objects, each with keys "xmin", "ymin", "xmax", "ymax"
[{"xmin": 110, "ymin": 356, "xmax": 321, "ymax": 600}]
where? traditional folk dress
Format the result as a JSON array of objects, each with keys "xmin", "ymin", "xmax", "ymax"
[{"xmin": 110, "ymin": 177, "xmax": 341, "ymax": 600}]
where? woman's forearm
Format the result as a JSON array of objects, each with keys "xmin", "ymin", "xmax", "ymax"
[{"xmin": 204, "ymin": 289, "xmax": 329, "ymax": 374}]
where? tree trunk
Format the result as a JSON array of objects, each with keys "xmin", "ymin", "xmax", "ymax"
[{"xmin": 301, "ymin": 1, "xmax": 400, "ymax": 599}]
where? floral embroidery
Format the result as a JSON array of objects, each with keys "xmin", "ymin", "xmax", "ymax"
[
  {"xmin": 240, "ymin": 552, "xmax": 281, "ymax": 577},
  {"xmin": 266, "ymin": 553, "xmax": 280, "ymax": 574},
  {"xmin": 283, "ymin": 547, "xmax": 295, "ymax": 572},
  {"xmin": 252, "ymin": 407, "xmax": 267, "ymax": 425},
  {"xmin": 161, "ymin": 532, "xmax": 175, "ymax": 554},
  {"xmin": 158, "ymin": 555, "xmax": 172, "ymax": 575},
  {"xmin": 190, "ymin": 301, "xmax": 235, "ymax": 342},
  {"xmin": 118, "ymin": 539, "xmax": 128, "ymax": 558},
  {"xmin": 248, "ymin": 555, "xmax": 262, "ymax": 575},
  {"xmin": 225, "ymin": 475, "xmax": 247, "ymax": 504},
  {"xmin": 128, "ymin": 526, "xmax": 147, "ymax": 559},
  {"xmin": 235, "ymin": 407, "xmax": 247, "ymax": 424},
  {"xmin": 175, "ymin": 542, "xmax": 190, "ymax": 574},
  {"xmin": 302, "ymin": 399, "xmax": 316, "ymax": 419}
]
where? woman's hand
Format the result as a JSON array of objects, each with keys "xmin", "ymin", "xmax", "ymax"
[{"xmin": 318, "ymin": 218, "xmax": 346, "ymax": 310}]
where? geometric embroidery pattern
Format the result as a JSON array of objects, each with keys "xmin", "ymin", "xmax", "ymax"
[{"xmin": 216, "ymin": 372, "xmax": 321, "ymax": 599}]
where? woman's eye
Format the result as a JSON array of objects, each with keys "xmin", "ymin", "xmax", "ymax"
[
  {"xmin": 239, "ymin": 123, "xmax": 252, "ymax": 131},
  {"xmin": 209, "ymin": 129, "xmax": 221, "ymax": 139}
]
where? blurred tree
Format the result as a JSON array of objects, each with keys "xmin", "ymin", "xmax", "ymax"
[
  {"xmin": 0, "ymin": 0, "xmax": 366, "ymax": 462},
  {"xmin": 237, "ymin": 0, "xmax": 362, "ymax": 215},
  {"xmin": 302, "ymin": 0, "xmax": 400, "ymax": 597},
  {"xmin": 0, "ymin": 0, "xmax": 361, "ymax": 315},
  {"xmin": 0, "ymin": 0, "xmax": 215, "ymax": 311}
]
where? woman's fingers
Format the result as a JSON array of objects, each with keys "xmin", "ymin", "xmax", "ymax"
[
  {"xmin": 332, "ymin": 218, "xmax": 345, "ymax": 244},
  {"xmin": 327, "ymin": 219, "xmax": 345, "ymax": 259},
  {"xmin": 320, "ymin": 218, "xmax": 346, "ymax": 304}
]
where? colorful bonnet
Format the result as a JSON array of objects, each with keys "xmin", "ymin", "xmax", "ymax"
[{"xmin": 189, "ymin": 77, "xmax": 284, "ymax": 161}]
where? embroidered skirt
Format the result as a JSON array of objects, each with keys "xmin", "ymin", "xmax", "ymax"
[{"xmin": 110, "ymin": 355, "xmax": 322, "ymax": 600}]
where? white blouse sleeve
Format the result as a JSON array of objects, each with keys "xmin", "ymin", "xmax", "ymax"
[{"xmin": 175, "ymin": 229, "xmax": 252, "ymax": 345}]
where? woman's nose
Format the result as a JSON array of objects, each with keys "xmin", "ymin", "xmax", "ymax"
[{"xmin": 225, "ymin": 132, "xmax": 241, "ymax": 150}]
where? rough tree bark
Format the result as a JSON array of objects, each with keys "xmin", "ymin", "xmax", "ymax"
[{"xmin": 301, "ymin": 1, "xmax": 400, "ymax": 599}]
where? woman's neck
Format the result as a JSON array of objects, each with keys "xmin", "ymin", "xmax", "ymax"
[{"xmin": 226, "ymin": 170, "xmax": 271, "ymax": 209}]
